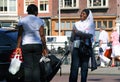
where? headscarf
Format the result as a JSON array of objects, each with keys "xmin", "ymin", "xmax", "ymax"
[{"xmin": 74, "ymin": 9, "xmax": 95, "ymax": 42}]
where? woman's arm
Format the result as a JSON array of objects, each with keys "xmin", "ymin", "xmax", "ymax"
[
  {"xmin": 39, "ymin": 26, "xmax": 48, "ymax": 56},
  {"xmin": 75, "ymin": 31, "xmax": 93, "ymax": 39},
  {"xmin": 16, "ymin": 25, "xmax": 23, "ymax": 54}
]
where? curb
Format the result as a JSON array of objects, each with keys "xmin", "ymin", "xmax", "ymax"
[{"xmin": 57, "ymin": 65, "xmax": 120, "ymax": 75}]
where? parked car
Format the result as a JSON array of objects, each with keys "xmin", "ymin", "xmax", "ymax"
[
  {"xmin": 0, "ymin": 28, "xmax": 18, "ymax": 81},
  {"xmin": 46, "ymin": 36, "xmax": 69, "ymax": 50},
  {"xmin": 92, "ymin": 41, "xmax": 99, "ymax": 55}
]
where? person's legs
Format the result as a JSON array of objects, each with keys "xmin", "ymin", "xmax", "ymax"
[
  {"xmin": 111, "ymin": 57, "xmax": 115, "ymax": 67},
  {"xmin": 31, "ymin": 44, "xmax": 42, "ymax": 82},
  {"xmin": 22, "ymin": 44, "xmax": 42, "ymax": 82},
  {"xmin": 32, "ymin": 45, "xmax": 42, "ymax": 82},
  {"xmin": 99, "ymin": 44, "xmax": 108, "ymax": 67},
  {"xmin": 69, "ymin": 49, "xmax": 80, "ymax": 82},
  {"xmin": 99, "ymin": 53, "xmax": 106, "ymax": 67},
  {"xmin": 111, "ymin": 46, "xmax": 116, "ymax": 67},
  {"xmin": 22, "ymin": 48, "xmax": 33, "ymax": 82},
  {"xmin": 81, "ymin": 56, "xmax": 89, "ymax": 82}
]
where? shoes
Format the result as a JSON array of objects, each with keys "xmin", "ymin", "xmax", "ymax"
[
  {"xmin": 99, "ymin": 66, "xmax": 106, "ymax": 68},
  {"xmin": 111, "ymin": 64, "xmax": 115, "ymax": 67}
]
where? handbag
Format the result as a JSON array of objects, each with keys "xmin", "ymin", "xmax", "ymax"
[
  {"xmin": 79, "ymin": 41, "xmax": 92, "ymax": 56},
  {"xmin": 6, "ymin": 48, "xmax": 24, "ymax": 82},
  {"xmin": 39, "ymin": 54, "xmax": 61, "ymax": 82},
  {"xmin": 104, "ymin": 48, "xmax": 112, "ymax": 59},
  {"xmin": 9, "ymin": 54, "xmax": 22, "ymax": 75}
]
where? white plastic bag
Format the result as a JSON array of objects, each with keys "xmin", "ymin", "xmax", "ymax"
[
  {"xmin": 9, "ymin": 55, "xmax": 22, "ymax": 75},
  {"xmin": 73, "ymin": 40, "xmax": 80, "ymax": 48}
]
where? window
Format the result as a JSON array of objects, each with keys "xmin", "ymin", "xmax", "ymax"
[
  {"xmin": 55, "ymin": 20, "xmax": 75, "ymax": 30},
  {"xmin": 87, "ymin": 0, "xmax": 108, "ymax": 9},
  {"xmin": 61, "ymin": 0, "xmax": 79, "ymax": 10},
  {"xmin": 0, "ymin": 0, "xmax": 7, "ymax": 12},
  {"xmin": 66, "ymin": 21, "xmax": 70, "ymax": 29},
  {"xmin": 38, "ymin": 0, "xmax": 49, "ymax": 12},
  {"xmin": 24, "ymin": 0, "xmax": 35, "ymax": 13},
  {"xmin": 9, "ymin": 0, "xmax": 16, "ymax": 12},
  {"xmin": 61, "ymin": 21, "xmax": 65, "ymax": 29},
  {"xmin": 65, "ymin": 31, "xmax": 72, "ymax": 37},
  {"xmin": 0, "ymin": 0, "xmax": 17, "ymax": 13},
  {"xmin": 108, "ymin": 21, "xmax": 113, "ymax": 28},
  {"xmin": 47, "ymin": 37, "xmax": 56, "ymax": 42},
  {"xmin": 55, "ymin": 22, "xmax": 59, "ymax": 30},
  {"xmin": 97, "ymin": 21, "xmax": 101, "ymax": 28},
  {"xmin": 94, "ymin": 20, "xmax": 114, "ymax": 29}
]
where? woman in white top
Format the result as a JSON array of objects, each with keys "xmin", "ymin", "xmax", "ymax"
[
  {"xmin": 16, "ymin": 4, "xmax": 48, "ymax": 82},
  {"xmin": 69, "ymin": 9, "xmax": 96, "ymax": 82}
]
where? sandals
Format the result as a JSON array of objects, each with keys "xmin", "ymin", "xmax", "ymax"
[{"xmin": 111, "ymin": 64, "xmax": 115, "ymax": 67}]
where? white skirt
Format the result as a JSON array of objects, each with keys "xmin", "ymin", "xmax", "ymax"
[{"xmin": 111, "ymin": 45, "xmax": 120, "ymax": 57}]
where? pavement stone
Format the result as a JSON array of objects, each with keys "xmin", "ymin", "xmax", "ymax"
[{"xmin": 58, "ymin": 65, "xmax": 120, "ymax": 75}]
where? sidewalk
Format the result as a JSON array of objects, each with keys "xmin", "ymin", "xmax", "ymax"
[{"xmin": 58, "ymin": 65, "xmax": 120, "ymax": 75}]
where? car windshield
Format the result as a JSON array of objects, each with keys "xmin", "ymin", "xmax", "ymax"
[
  {"xmin": 5, "ymin": 31, "xmax": 18, "ymax": 41},
  {"xmin": 47, "ymin": 37, "xmax": 56, "ymax": 42},
  {"xmin": 0, "ymin": 28, "xmax": 18, "ymax": 41}
]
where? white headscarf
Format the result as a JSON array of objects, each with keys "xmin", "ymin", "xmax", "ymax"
[{"xmin": 74, "ymin": 10, "xmax": 95, "ymax": 41}]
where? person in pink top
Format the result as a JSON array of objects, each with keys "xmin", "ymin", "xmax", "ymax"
[{"xmin": 110, "ymin": 27, "xmax": 120, "ymax": 67}]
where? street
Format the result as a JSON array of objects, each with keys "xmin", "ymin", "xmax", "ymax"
[
  {"xmin": 51, "ymin": 74, "xmax": 120, "ymax": 82},
  {"xmin": 1, "ymin": 74, "xmax": 120, "ymax": 82}
]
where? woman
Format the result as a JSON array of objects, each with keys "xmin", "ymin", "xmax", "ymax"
[
  {"xmin": 16, "ymin": 4, "xmax": 48, "ymax": 82},
  {"xmin": 69, "ymin": 9, "xmax": 96, "ymax": 82},
  {"xmin": 110, "ymin": 27, "xmax": 120, "ymax": 67}
]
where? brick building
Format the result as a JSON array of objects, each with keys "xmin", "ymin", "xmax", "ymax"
[
  {"xmin": 51, "ymin": 0, "xmax": 120, "ymax": 41},
  {"xmin": 0, "ymin": 0, "xmax": 120, "ymax": 41},
  {"xmin": 0, "ymin": 0, "xmax": 52, "ymax": 35}
]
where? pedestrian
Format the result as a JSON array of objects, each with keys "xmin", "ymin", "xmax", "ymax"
[
  {"xmin": 69, "ymin": 9, "xmax": 96, "ymax": 82},
  {"xmin": 110, "ymin": 27, "xmax": 120, "ymax": 67},
  {"xmin": 16, "ymin": 4, "xmax": 48, "ymax": 82},
  {"xmin": 98, "ymin": 26, "xmax": 110, "ymax": 67}
]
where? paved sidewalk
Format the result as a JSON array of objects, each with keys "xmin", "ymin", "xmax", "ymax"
[{"xmin": 58, "ymin": 65, "xmax": 120, "ymax": 75}]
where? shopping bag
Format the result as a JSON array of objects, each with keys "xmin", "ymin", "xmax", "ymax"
[
  {"xmin": 104, "ymin": 47, "xmax": 112, "ymax": 59},
  {"xmin": 9, "ymin": 54, "xmax": 22, "ymax": 75},
  {"xmin": 39, "ymin": 54, "xmax": 61, "ymax": 82},
  {"xmin": 6, "ymin": 63, "xmax": 24, "ymax": 82}
]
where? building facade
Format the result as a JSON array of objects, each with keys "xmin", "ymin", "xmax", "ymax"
[
  {"xmin": 0, "ymin": 0, "xmax": 52, "ymax": 35},
  {"xmin": 51, "ymin": 0, "xmax": 120, "ymax": 41},
  {"xmin": 0, "ymin": 0, "xmax": 120, "ymax": 41}
]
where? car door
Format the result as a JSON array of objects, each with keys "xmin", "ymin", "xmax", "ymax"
[{"xmin": 0, "ymin": 32, "xmax": 16, "ymax": 62}]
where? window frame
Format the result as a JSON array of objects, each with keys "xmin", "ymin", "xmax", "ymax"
[
  {"xmin": 94, "ymin": 19, "xmax": 115, "ymax": 30},
  {"xmin": 38, "ymin": 0, "xmax": 49, "ymax": 13},
  {"xmin": 87, "ymin": 0, "xmax": 109, "ymax": 9},
  {"xmin": 55, "ymin": 20, "xmax": 75, "ymax": 30},
  {"xmin": 0, "ymin": 0, "xmax": 17, "ymax": 14},
  {"xmin": 60, "ymin": 0, "xmax": 79, "ymax": 10}
]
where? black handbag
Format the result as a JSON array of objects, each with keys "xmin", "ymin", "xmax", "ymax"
[
  {"xmin": 79, "ymin": 41, "xmax": 92, "ymax": 57},
  {"xmin": 39, "ymin": 54, "xmax": 61, "ymax": 82}
]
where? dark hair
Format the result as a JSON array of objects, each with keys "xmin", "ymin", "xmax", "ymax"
[
  {"xmin": 27, "ymin": 4, "xmax": 38, "ymax": 14},
  {"xmin": 82, "ymin": 9, "xmax": 90, "ymax": 17}
]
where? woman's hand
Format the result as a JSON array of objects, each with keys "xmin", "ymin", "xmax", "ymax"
[
  {"xmin": 42, "ymin": 48, "xmax": 48, "ymax": 56},
  {"xmin": 15, "ymin": 48, "xmax": 22, "ymax": 55}
]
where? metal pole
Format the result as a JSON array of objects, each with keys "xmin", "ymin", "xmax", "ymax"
[{"xmin": 58, "ymin": 0, "xmax": 61, "ymax": 36}]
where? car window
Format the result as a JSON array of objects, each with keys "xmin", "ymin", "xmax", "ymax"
[
  {"xmin": 5, "ymin": 31, "xmax": 18, "ymax": 41},
  {"xmin": 0, "ymin": 32, "xmax": 16, "ymax": 50},
  {"xmin": 47, "ymin": 37, "xmax": 56, "ymax": 42}
]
